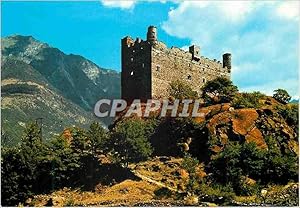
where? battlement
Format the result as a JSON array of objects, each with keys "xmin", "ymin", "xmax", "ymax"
[
  {"xmin": 121, "ymin": 26, "xmax": 231, "ymax": 101},
  {"xmin": 122, "ymin": 36, "xmax": 227, "ymax": 70}
]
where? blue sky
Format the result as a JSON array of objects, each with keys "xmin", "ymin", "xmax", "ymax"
[{"xmin": 2, "ymin": 0, "xmax": 299, "ymax": 98}]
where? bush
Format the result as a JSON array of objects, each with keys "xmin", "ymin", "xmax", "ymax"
[
  {"xmin": 209, "ymin": 140, "xmax": 298, "ymax": 195},
  {"xmin": 231, "ymin": 91, "xmax": 265, "ymax": 109},
  {"xmin": 182, "ymin": 153, "xmax": 199, "ymax": 174},
  {"xmin": 168, "ymin": 80, "xmax": 198, "ymax": 99},
  {"xmin": 154, "ymin": 187, "xmax": 174, "ymax": 199},
  {"xmin": 196, "ymin": 183, "xmax": 235, "ymax": 205},
  {"xmin": 182, "ymin": 154, "xmax": 200, "ymax": 193},
  {"xmin": 275, "ymin": 104, "xmax": 298, "ymax": 135},
  {"xmin": 201, "ymin": 77, "xmax": 238, "ymax": 105},
  {"xmin": 273, "ymin": 89, "xmax": 291, "ymax": 104}
]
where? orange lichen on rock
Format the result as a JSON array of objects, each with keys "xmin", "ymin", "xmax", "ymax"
[
  {"xmin": 245, "ymin": 127, "xmax": 267, "ymax": 149},
  {"xmin": 232, "ymin": 109, "xmax": 258, "ymax": 135},
  {"xmin": 207, "ymin": 112, "xmax": 231, "ymax": 134}
]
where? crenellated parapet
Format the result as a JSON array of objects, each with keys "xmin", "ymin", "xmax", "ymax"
[{"xmin": 121, "ymin": 26, "xmax": 232, "ymax": 101}]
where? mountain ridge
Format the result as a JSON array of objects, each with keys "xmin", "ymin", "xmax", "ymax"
[{"xmin": 1, "ymin": 35, "xmax": 121, "ymax": 145}]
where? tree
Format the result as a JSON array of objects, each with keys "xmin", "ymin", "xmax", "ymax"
[
  {"xmin": 1, "ymin": 123, "xmax": 46, "ymax": 206},
  {"xmin": 273, "ymin": 89, "xmax": 291, "ymax": 104},
  {"xmin": 87, "ymin": 122, "xmax": 108, "ymax": 155},
  {"xmin": 209, "ymin": 142, "xmax": 242, "ymax": 186},
  {"xmin": 201, "ymin": 77, "xmax": 238, "ymax": 104},
  {"xmin": 109, "ymin": 119, "xmax": 153, "ymax": 166},
  {"xmin": 168, "ymin": 80, "xmax": 198, "ymax": 99}
]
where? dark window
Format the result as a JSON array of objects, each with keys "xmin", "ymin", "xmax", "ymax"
[
  {"xmin": 156, "ymin": 65, "xmax": 160, "ymax": 71},
  {"xmin": 187, "ymin": 75, "xmax": 192, "ymax": 80}
]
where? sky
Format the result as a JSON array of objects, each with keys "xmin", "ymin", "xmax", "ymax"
[{"xmin": 1, "ymin": 0, "xmax": 299, "ymax": 98}]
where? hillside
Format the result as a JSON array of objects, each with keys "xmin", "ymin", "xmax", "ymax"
[
  {"xmin": 1, "ymin": 35, "xmax": 121, "ymax": 145},
  {"xmin": 25, "ymin": 95, "xmax": 299, "ymax": 206},
  {"xmin": 1, "ymin": 58, "xmax": 95, "ymax": 145}
]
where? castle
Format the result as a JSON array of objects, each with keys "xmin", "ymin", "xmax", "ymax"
[{"xmin": 121, "ymin": 26, "xmax": 231, "ymax": 102}]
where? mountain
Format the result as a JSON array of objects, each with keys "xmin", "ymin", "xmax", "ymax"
[
  {"xmin": 290, "ymin": 99, "xmax": 299, "ymax": 104},
  {"xmin": 1, "ymin": 35, "xmax": 121, "ymax": 146}
]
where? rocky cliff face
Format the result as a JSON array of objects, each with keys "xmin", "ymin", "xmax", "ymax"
[
  {"xmin": 198, "ymin": 99, "xmax": 298, "ymax": 156},
  {"xmin": 1, "ymin": 35, "xmax": 121, "ymax": 145}
]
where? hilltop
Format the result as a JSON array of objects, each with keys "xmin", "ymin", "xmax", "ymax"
[{"xmin": 23, "ymin": 91, "xmax": 299, "ymax": 206}]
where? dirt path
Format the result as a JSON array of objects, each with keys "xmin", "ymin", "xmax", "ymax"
[{"xmin": 131, "ymin": 170, "xmax": 183, "ymax": 193}]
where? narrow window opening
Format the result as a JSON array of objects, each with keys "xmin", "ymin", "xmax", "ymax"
[
  {"xmin": 187, "ymin": 75, "xmax": 192, "ymax": 80},
  {"xmin": 202, "ymin": 78, "xmax": 206, "ymax": 83},
  {"xmin": 156, "ymin": 65, "xmax": 160, "ymax": 72}
]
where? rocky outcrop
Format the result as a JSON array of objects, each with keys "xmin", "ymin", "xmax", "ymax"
[{"xmin": 206, "ymin": 108, "xmax": 267, "ymax": 152}]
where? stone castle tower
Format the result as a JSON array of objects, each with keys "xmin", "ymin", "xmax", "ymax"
[{"xmin": 121, "ymin": 26, "xmax": 231, "ymax": 102}]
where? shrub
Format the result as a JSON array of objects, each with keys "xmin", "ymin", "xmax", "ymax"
[
  {"xmin": 275, "ymin": 104, "xmax": 298, "ymax": 135},
  {"xmin": 231, "ymin": 91, "xmax": 265, "ymax": 109},
  {"xmin": 196, "ymin": 183, "xmax": 235, "ymax": 205},
  {"xmin": 209, "ymin": 140, "xmax": 298, "ymax": 195},
  {"xmin": 182, "ymin": 153, "xmax": 199, "ymax": 174},
  {"xmin": 168, "ymin": 80, "xmax": 198, "ymax": 99},
  {"xmin": 201, "ymin": 77, "xmax": 238, "ymax": 105},
  {"xmin": 182, "ymin": 154, "xmax": 200, "ymax": 193},
  {"xmin": 273, "ymin": 89, "xmax": 291, "ymax": 104},
  {"xmin": 154, "ymin": 187, "xmax": 173, "ymax": 199}
]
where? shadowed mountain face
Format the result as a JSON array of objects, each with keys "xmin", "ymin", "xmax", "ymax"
[{"xmin": 1, "ymin": 35, "xmax": 121, "ymax": 145}]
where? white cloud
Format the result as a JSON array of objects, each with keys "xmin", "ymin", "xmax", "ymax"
[
  {"xmin": 276, "ymin": 1, "xmax": 299, "ymax": 21},
  {"xmin": 100, "ymin": 0, "xmax": 135, "ymax": 9},
  {"xmin": 100, "ymin": 0, "xmax": 175, "ymax": 9},
  {"xmin": 162, "ymin": 1, "xmax": 299, "ymax": 97}
]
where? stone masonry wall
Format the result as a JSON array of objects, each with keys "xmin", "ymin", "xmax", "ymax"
[
  {"xmin": 151, "ymin": 41, "xmax": 230, "ymax": 98},
  {"xmin": 121, "ymin": 30, "xmax": 231, "ymax": 101},
  {"xmin": 121, "ymin": 37, "xmax": 152, "ymax": 102}
]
